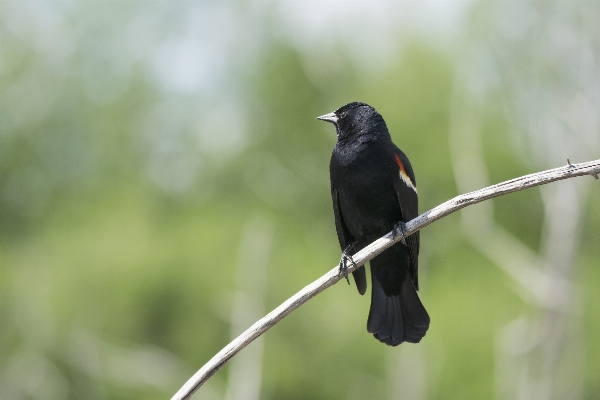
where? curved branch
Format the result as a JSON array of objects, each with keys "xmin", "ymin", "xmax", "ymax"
[{"xmin": 172, "ymin": 158, "xmax": 600, "ymax": 400}]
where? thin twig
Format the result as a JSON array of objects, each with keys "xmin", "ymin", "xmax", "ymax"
[{"xmin": 172, "ymin": 158, "xmax": 600, "ymax": 400}]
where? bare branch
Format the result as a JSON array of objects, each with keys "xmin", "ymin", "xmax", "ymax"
[{"xmin": 172, "ymin": 159, "xmax": 600, "ymax": 400}]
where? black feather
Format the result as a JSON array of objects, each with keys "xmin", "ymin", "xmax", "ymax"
[{"xmin": 322, "ymin": 102, "xmax": 430, "ymax": 346}]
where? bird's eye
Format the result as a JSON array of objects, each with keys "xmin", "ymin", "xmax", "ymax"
[{"xmin": 340, "ymin": 112, "xmax": 348, "ymax": 119}]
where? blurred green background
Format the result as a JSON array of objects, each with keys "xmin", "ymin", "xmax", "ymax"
[{"xmin": 1, "ymin": 1, "xmax": 599, "ymax": 399}]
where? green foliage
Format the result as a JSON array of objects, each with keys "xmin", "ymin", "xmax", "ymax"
[{"xmin": 1, "ymin": 2, "xmax": 598, "ymax": 400}]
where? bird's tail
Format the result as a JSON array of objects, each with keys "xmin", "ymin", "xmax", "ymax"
[{"xmin": 366, "ymin": 271, "xmax": 429, "ymax": 346}]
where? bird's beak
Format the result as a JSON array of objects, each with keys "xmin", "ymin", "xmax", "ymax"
[{"xmin": 316, "ymin": 112, "xmax": 338, "ymax": 124}]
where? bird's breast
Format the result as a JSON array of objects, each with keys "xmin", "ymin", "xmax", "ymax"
[{"xmin": 330, "ymin": 145, "xmax": 402, "ymax": 238}]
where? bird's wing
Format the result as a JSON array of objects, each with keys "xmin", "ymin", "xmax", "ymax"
[
  {"xmin": 332, "ymin": 187, "xmax": 367, "ymax": 295},
  {"xmin": 391, "ymin": 149, "xmax": 420, "ymax": 289},
  {"xmin": 331, "ymin": 188, "xmax": 351, "ymax": 251}
]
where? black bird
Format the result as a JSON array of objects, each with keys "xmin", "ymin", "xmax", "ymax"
[{"xmin": 317, "ymin": 102, "xmax": 429, "ymax": 346}]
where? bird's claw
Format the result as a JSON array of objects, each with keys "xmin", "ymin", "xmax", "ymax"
[
  {"xmin": 338, "ymin": 245, "xmax": 357, "ymax": 285},
  {"xmin": 393, "ymin": 221, "xmax": 407, "ymax": 246}
]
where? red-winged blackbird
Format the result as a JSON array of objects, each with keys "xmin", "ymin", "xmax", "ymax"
[{"xmin": 317, "ymin": 102, "xmax": 429, "ymax": 346}]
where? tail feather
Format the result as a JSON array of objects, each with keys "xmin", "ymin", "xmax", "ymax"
[
  {"xmin": 399, "ymin": 277, "xmax": 430, "ymax": 343},
  {"xmin": 373, "ymin": 296, "xmax": 404, "ymax": 346},
  {"xmin": 367, "ymin": 270, "xmax": 429, "ymax": 346},
  {"xmin": 366, "ymin": 274, "xmax": 388, "ymax": 334}
]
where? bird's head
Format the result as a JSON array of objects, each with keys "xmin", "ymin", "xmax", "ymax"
[{"xmin": 317, "ymin": 102, "xmax": 388, "ymax": 141}]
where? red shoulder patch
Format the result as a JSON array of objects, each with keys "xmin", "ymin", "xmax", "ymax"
[
  {"xmin": 394, "ymin": 153, "xmax": 406, "ymax": 174},
  {"xmin": 394, "ymin": 153, "xmax": 417, "ymax": 193}
]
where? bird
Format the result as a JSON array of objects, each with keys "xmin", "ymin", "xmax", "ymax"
[{"xmin": 317, "ymin": 102, "xmax": 429, "ymax": 346}]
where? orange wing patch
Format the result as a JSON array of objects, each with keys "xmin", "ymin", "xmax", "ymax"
[{"xmin": 394, "ymin": 153, "xmax": 417, "ymax": 193}]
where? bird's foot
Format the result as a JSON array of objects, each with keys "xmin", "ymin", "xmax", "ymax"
[
  {"xmin": 338, "ymin": 245, "xmax": 356, "ymax": 285},
  {"xmin": 392, "ymin": 221, "xmax": 407, "ymax": 245}
]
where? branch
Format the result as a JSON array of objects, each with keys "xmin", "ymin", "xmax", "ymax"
[{"xmin": 172, "ymin": 159, "xmax": 600, "ymax": 400}]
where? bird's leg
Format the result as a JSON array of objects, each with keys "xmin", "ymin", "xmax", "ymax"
[
  {"xmin": 338, "ymin": 245, "xmax": 357, "ymax": 285},
  {"xmin": 392, "ymin": 221, "xmax": 407, "ymax": 246}
]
